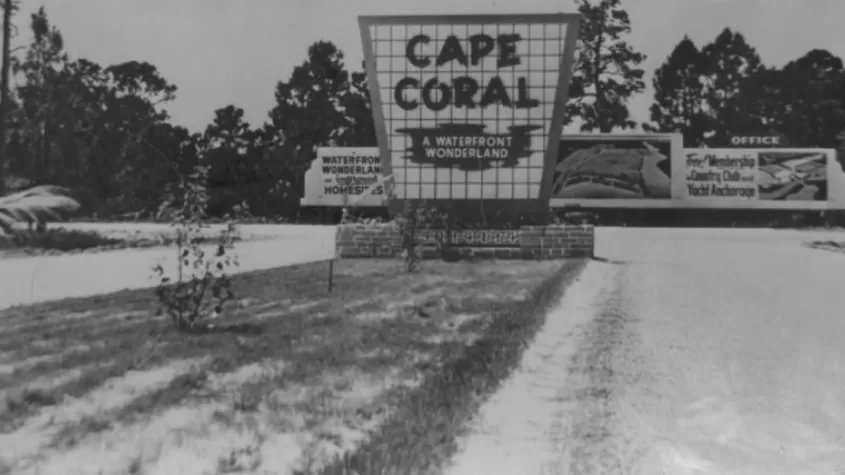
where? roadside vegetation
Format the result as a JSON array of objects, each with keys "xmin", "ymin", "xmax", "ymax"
[
  {"xmin": 0, "ymin": 258, "xmax": 584, "ymax": 474},
  {"xmin": 0, "ymin": 226, "xmax": 246, "ymax": 257},
  {"xmin": 807, "ymin": 240, "xmax": 845, "ymax": 253}
]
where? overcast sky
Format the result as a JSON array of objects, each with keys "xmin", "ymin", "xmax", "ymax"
[{"xmin": 10, "ymin": 0, "xmax": 845, "ymax": 134}]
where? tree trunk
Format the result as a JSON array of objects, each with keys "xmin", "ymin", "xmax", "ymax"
[
  {"xmin": 0, "ymin": 0, "xmax": 11, "ymax": 196},
  {"xmin": 595, "ymin": 6, "xmax": 609, "ymax": 133}
]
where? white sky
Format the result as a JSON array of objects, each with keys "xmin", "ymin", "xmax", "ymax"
[{"xmin": 9, "ymin": 0, "xmax": 845, "ymax": 134}]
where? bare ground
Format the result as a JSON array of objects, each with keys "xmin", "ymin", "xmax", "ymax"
[{"xmin": 447, "ymin": 228, "xmax": 845, "ymax": 475}]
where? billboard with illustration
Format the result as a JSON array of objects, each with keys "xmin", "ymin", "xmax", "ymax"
[
  {"xmin": 301, "ymin": 148, "xmax": 386, "ymax": 207},
  {"xmin": 549, "ymin": 133, "xmax": 681, "ymax": 208},
  {"xmin": 679, "ymin": 148, "xmax": 842, "ymax": 209},
  {"xmin": 359, "ymin": 14, "xmax": 580, "ymax": 205}
]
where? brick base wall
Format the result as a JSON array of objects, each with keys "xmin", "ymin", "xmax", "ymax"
[{"xmin": 336, "ymin": 224, "xmax": 594, "ymax": 259}]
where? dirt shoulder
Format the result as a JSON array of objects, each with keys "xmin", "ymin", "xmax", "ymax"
[
  {"xmin": 443, "ymin": 260, "xmax": 662, "ymax": 475},
  {"xmin": 550, "ymin": 264, "xmax": 661, "ymax": 474},
  {"xmin": 0, "ymin": 258, "xmax": 585, "ymax": 474}
]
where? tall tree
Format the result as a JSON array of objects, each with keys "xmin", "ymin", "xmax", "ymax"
[
  {"xmin": 11, "ymin": 6, "xmax": 68, "ymax": 185},
  {"xmin": 268, "ymin": 40, "xmax": 352, "ymax": 219},
  {"xmin": 338, "ymin": 62, "xmax": 376, "ymax": 147},
  {"xmin": 8, "ymin": 9, "xmax": 176, "ymax": 207},
  {"xmin": 724, "ymin": 64, "xmax": 784, "ymax": 134},
  {"xmin": 567, "ymin": 0, "xmax": 647, "ymax": 132},
  {"xmin": 775, "ymin": 50, "xmax": 845, "ymax": 147},
  {"xmin": 202, "ymin": 105, "xmax": 257, "ymax": 216},
  {"xmin": 719, "ymin": 49, "xmax": 845, "ymax": 148},
  {"xmin": 247, "ymin": 123, "xmax": 295, "ymax": 217},
  {"xmin": 4, "ymin": 6, "xmax": 192, "ymax": 219},
  {"xmin": 83, "ymin": 60, "xmax": 178, "ymax": 215},
  {"xmin": 644, "ymin": 36, "xmax": 709, "ymax": 147},
  {"xmin": 11, "ymin": 52, "xmax": 179, "ymax": 214},
  {"xmin": 0, "ymin": 0, "xmax": 16, "ymax": 196},
  {"xmin": 699, "ymin": 28, "xmax": 763, "ymax": 144},
  {"xmin": 136, "ymin": 123, "xmax": 200, "ymax": 220},
  {"xmin": 203, "ymin": 105, "xmax": 251, "ymax": 150}
]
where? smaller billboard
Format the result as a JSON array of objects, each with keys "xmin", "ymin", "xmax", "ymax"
[
  {"xmin": 683, "ymin": 149, "xmax": 758, "ymax": 201},
  {"xmin": 301, "ymin": 147, "xmax": 387, "ymax": 207},
  {"xmin": 679, "ymin": 148, "xmax": 840, "ymax": 209}
]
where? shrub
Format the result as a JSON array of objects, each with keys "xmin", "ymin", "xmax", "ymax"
[
  {"xmin": 0, "ymin": 229, "xmax": 121, "ymax": 252},
  {"xmin": 561, "ymin": 210, "xmax": 596, "ymax": 225},
  {"xmin": 0, "ymin": 185, "xmax": 80, "ymax": 234},
  {"xmin": 340, "ymin": 206, "xmax": 386, "ymax": 226},
  {"xmin": 394, "ymin": 201, "xmax": 426, "ymax": 273},
  {"xmin": 394, "ymin": 201, "xmax": 455, "ymax": 271},
  {"xmin": 152, "ymin": 164, "xmax": 241, "ymax": 330}
]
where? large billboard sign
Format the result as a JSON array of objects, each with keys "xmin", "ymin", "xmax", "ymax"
[
  {"xmin": 548, "ymin": 133, "xmax": 843, "ymax": 210},
  {"xmin": 359, "ymin": 14, "xmax": 580, "ymax": 207},
  {"xmin": 301, "ymin": 147, "xmax": 387, "ymax": 207}
]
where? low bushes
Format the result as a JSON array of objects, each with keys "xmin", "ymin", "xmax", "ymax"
[
  {"xmin": 0, "ymin": 229, "xmax": 121, "ymax": 253},
  {"xmin": 0, "ymin": 228, "xmax": 241, "ymax": 256}
]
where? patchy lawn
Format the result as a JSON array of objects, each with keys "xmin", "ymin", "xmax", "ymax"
[{"xmin": 0, "ymin": 258, "xmax": 585, "ymax": 474}]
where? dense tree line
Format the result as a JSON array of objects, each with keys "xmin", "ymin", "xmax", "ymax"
[
  {"xmin": 1, "ymin": 7, "xmax": 376, "ymax": 221},
  {"xmin": 644, "ymin": 29, "xmax": 845, "ymax": 149},
  {"xmin": 1, "ymin": 3, "xmax": 843, "ymax": 222}
]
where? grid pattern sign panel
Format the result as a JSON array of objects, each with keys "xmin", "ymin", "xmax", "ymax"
[{"xmin": 360, "ymin": 15, "xmax": 579, "ymax": 201}]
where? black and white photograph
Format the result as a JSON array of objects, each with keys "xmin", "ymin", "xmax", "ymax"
[{"xmin": 0, "ymin": 1, "xmax": 843, "ymax": 474}]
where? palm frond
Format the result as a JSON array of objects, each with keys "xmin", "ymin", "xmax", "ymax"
[
  {"xmin": 0, "ymin": 185, "xmax": 80, "ymax": 234},
  {"xmin": 2, "ymin": 185, "xmax": 74, "ymax": 202}
]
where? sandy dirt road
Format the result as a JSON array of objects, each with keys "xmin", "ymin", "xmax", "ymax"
[
  {"xmin": 448, "ymin": 227, "xmax": 845, "ymax": 474},
  {"xmin": 52, "ymin": 222, "xmax": 332, "ymax": 241},
  {"xmin": 0, "ymin": 225, "xmax": 337, "ymax": 310}
]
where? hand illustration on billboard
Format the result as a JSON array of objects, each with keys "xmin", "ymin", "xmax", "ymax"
[
  {"xmin": 641, "ymin": 142, "xmax": 672, "ymax": 197},
  {"xmin": 551, "ymin": 139, "xmax": 673, "ymax": 199}
]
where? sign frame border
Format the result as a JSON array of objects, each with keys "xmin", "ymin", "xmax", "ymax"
[{"xmin": 358, "ymin": 13, "xmax": 582, "ymax": 212}]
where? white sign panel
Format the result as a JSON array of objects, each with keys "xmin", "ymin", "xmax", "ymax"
[
  {"xmin": 682, "ymin": 149, "xmax": 759, "ymax": 201},
  {"xmin": 677, "ymin": 148, "xmax": 841, "ymax": 209},
  {"xmin": 301, "ymin": 147, "xmax": 386, "ymax": 207},
  {"xmin": 360, "ymin": 14, "xmax": 580, "ymax": 201}
]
